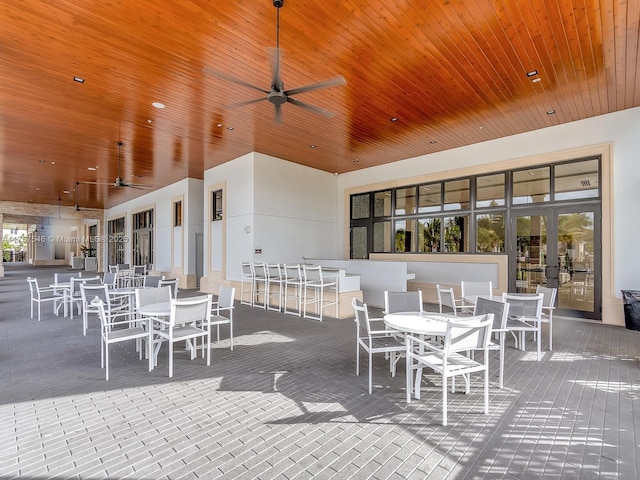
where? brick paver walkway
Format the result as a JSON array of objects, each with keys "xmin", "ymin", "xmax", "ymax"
[{"xmin": 1, "ymin": 264, "xmax": 638, "ymax": 479}]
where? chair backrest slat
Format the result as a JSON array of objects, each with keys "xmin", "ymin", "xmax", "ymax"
[
  {"xmin": 535, "ymin": 285, "xmax": 558, "ymax": 309},
  {"xmin": 474, "ymin": 297, "xmax": 509, "ymax": 330},
  {"xmin": 445, "ymin": 315, "xmax": 493, "ymax": 354},
  {"xmin": 170, "ymin": 296, "xmax": 212, "ymax": 326},
  {"xmin": 158, "ymin": 279, "xmax": 178, "ymax": 298},
  {"xmin": 135, "ymin": 286, "xmax": 172, "ymax": 309},
  {"xmin": 502, "ymin": 293, "xmax": 543, "ymax": 319},
  {"xmin": 144, "ymin": 275, "xmax": 164, "ymax": 287},
  {"xmin": 460, "ymin": 281, "xmax": 492, "ymax": 298},
  {"xmin": 81, "ymin": 284, "xmax": 109, "ymax": 305},
  {"xmin": 384, "ymin": 291, "xmax": 423, "ymax": 314},
  {"xmin": 217, "ymin": 286, "xmax": 235, "ymax": 309}
]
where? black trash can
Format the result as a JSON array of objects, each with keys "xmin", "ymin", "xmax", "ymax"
[{"xmin": 621, "ymin": 290, "xmax": 640, "ymax": 330}]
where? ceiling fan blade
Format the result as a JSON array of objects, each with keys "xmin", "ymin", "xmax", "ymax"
[
  {"xmin": 82, "ymin": 181, "xmax": 112, "ymax": 186},
  {"xmin": 226, "ymin": 97, "xmax": 268, "ymax": 109},
  {"xmin": 284, "ymin": 76, "xmax": 346, "ymax": 96},
  {"xmin": 268, "ymin": 47, "xmax": 283, "ymax": 90},
  {"xmin": 203, "ymin": 66, "xmax": 269, "ymax": 94},
  {"xmin": 286, "ymin": 97, "xmax": 335, "ymax": 118}
]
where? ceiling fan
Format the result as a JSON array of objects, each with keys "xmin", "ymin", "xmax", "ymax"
[
  {"xmin": 84, "ymin": 141, "xmax": 153, "ymax": 189},
  {"xmin": 203, "ymin": 0, "xmax": 346, "ymax": 124}
]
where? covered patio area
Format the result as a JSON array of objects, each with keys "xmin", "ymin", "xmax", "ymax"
[{"xmin": 1, "ymin": 263, "xmax": 638, "ymax": 479}]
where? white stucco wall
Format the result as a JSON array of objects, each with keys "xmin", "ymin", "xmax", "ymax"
[
  {"xmin": 104, "ymin": 177, "xmax": 203, "ymax": 274},
  {"xmin": 203, "ymin": 152, "xmax": 339, "ymax": 282}
]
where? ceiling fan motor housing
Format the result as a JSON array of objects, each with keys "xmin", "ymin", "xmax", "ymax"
[
  {"xmin": 268, "ymin": 91, "xmax": 287, "ymax": 105},
  {"xmin": 273, "ymin": 0, "xmax": 283, "ymax": 8}
]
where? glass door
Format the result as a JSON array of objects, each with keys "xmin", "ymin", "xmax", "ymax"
[{"xmin": 511, "ymin": 207, "xmax": 600, "ymax": 319}]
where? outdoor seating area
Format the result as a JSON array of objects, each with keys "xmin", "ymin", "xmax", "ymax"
[{"xmin": 3, "ymin": 263, "xmax": 639, "ymax": 478}]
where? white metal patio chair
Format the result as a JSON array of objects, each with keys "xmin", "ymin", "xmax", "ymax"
[
  {"xmin": 302, "ymin": 265, "xmax": 338, "ymax": 321},
  {"xmin": 93, "ymin": 297, "xmax": 152, "ymax": 381},
  {"xmin": 283, "ymin": 264, "xmax": 305, "ymax": 316},
  {"xmin": 81, "ymin": 284, "xmax": 131, "ymax": 336},
  {"xmin": 502, "ymin": 293, "xmax": 544, "ymax": 361},
  {"xmin": 27, "ymin": 277, "xmax": 58, "ymax": 321},
  {"xmin": 473, "ymin": 297, "xmax": 510, "ymax": 388},
  {"xmin": 536, "ymin": 285, "xmax": 558, "ymax": 351},
  {"xmin": 352, "ymin": 298, "xmax": 405, "ymax": 394},
  {"xmin": 203, "ymin": 285, "xmax": 235, "ymax": 351},
  {"xmin": 436, "ymin": 285, "xmax": 468, "ymax": 316},
  {"xmin": 405, "ymin": 314, "xmax": 492, "ymax": 426},
  {"xmin": 240, "ymin": 261, "xmax": 255, "ymax": 306},
  {"xmin": 460, "ymin": 281, "xmax": 493, "ymax": 309},
  {"xmin": 152, "ymin": 295, "xmax": 212, "ymax": 378}
]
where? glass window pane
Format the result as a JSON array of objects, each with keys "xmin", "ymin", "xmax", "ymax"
[
  {"xmin": 351, "ymin": 226, "xmax": 368, "ymax": 259},
  {"xmin": 351, "ymin": 194, "xmax": 370, "ymax": 220},
  {"xmin": 513, "ymin": 167, "xmax": 550, "ymax": 204},
  {"xmin": 373, "ymin": 191, "xmax": 392, "ymax": 217},
  {"xmin": 444, "ymin": 215, "xmax": 469, "ymax": 252},
  {"xmin": 417, "ymin": 218, "xmax": 441, "ymax": 252},
  {"xmin": 418, "ymin": 184, "xmax": 441, "ymax": 213},
  {"xmin": 395, "ymin": 187, "xmax": 417, "ymax": 215},
  {"xmin": 554, "ymin": 159, "xmax": 599, "ymax": 200},
  {"xmin": 394, "ymin": 220, "xmax": 415, "ymax": 252},
  {"xmin": 476, "ymin": 173, "xmax": 505, "ymax": 207},
  {"xmin": 476, "ymin": 213, "xmax": 505, "ymax": 252},
  {"xmin": 444, "ymin": 179, "xmax": 470, "ymax": 211},
  {"xmin": 213, "ymin": 190, "xmax": 223, "ymax": 221},
  {"xmin": 372, "ymin": 221, "xmax": 391, "ymax": 252}
]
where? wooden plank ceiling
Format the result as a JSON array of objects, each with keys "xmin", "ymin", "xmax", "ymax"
[{"xmin": 1, "ymin": 0, "xmax": 639, "ymax": 209}]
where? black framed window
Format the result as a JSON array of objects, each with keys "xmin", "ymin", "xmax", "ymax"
[
  {"xmin": 349, "ymin": 156, "xmax": 600, "ymax": 258},
  {"xmin": 212, "ymin": 190, "xmax": 223, "ymax": 221}
]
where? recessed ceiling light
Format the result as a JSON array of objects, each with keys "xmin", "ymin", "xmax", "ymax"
[
  {"xmin": 390, "ymin": 117, "xmax": 398, "ymax": 122},
  {"xmin": 226, "ymin": 126, "xmax": 234, "ymax": 131},
  {"xmin": 532, "ymin": 78, "xmax": 541, "ymax": 83},
  {"xmin": 152, "ymin": 102, "xmax": 165, "ymax": 109},
  {"xmin": 526, "ymin": 70, "xmax": 538, "ymax": 77},
  {"xmin": 429, "ymin": 140, "xmax": 437, "ymax": 145},
  {"xmin": 73, "ymin": 76, "xmax": 85, "ymax": 83},
  {"xmin": 216, "ymin": 123, "xmax": 223, "ymax": 128},
  {"xmin": 547, "ymin": 109, "xmax": 556, "ymax": 115},
  {"xmin": 63, "ymin": 190, "xmax": 69, "ymax": 194},
  {"xmin": 479, "ymin": 125, "xmax": 484, "ymax": 130},
  {"xmin": 353, "ymin": 158, "xmax": 360, "ymax": 164},
  {"xmin": 51, "ymin": 161, "xmax": 56, "ymax": 165},
  {"xmin": 310, "ymin": 145, "xmax": 316, "ymax": 149},
  {"xmin": 87, "ymin": 167, "xmax": 97, "ymax": 171},
  {"xmin": 147, "ymin": 119, "xmax": 152, "ymax": 124}
]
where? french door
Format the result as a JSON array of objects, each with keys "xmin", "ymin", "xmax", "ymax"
[{"xmin": 510, "ymin": 205, "xmax": 601, "ymax": 319}]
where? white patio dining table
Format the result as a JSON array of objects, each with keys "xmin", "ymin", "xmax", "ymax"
[{"xmin": 383, "ymin": 311, "xmax": 457, "ymax": 337}]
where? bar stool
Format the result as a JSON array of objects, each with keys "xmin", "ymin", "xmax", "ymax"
[
  {"xmin": 266, "ymin": 263, "xmax": 285, "ymax": 312},
  {"xmin": 302, "ymin": 265, "xmax": 338, "ymax": 321},
  {"xmin": 240, "ymin": 262, "xmax": 255, "ymax": 306},
  {"xmin": 283, "ymin": 264, "xmax": 305, "ymax": 316},
  {"xmin": 252, "ymin": 263, "xmax": 268, "ymax": 309}
]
